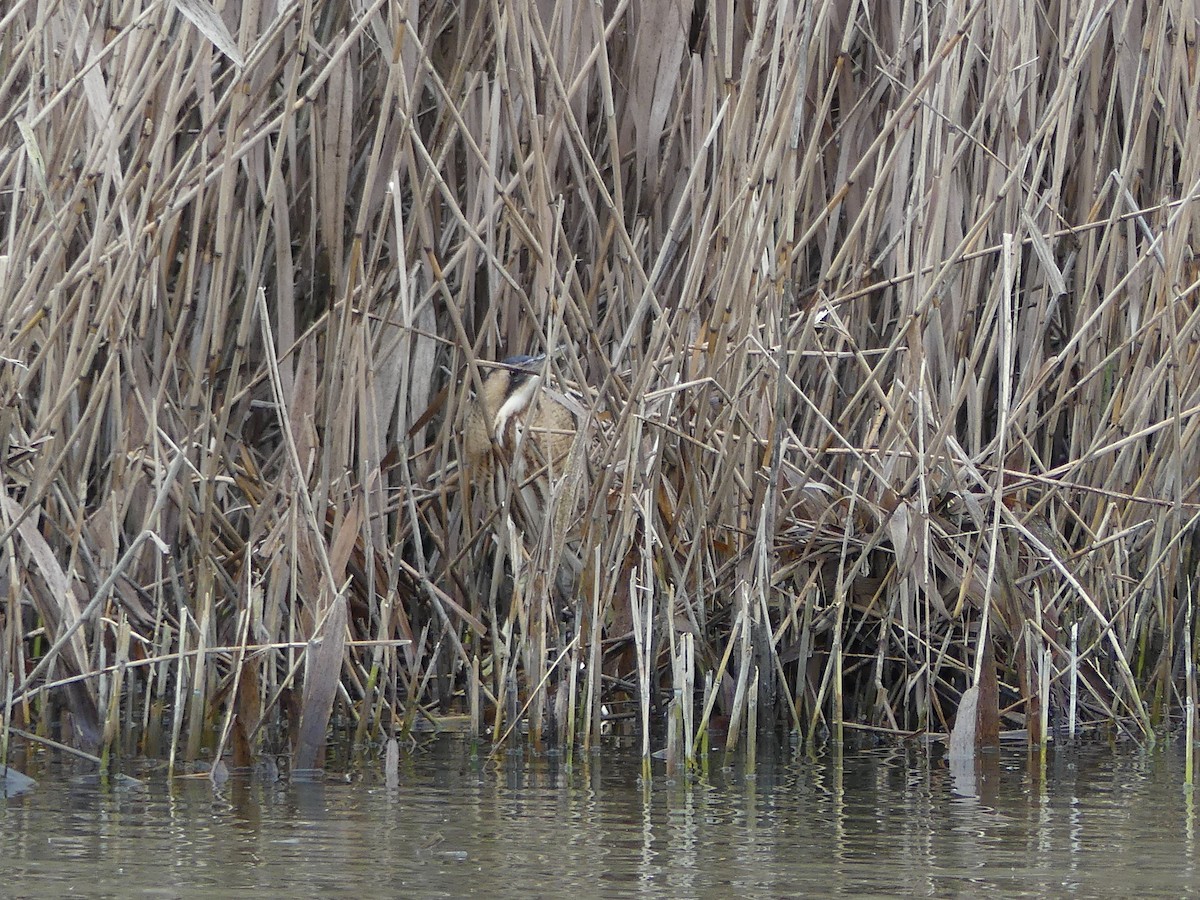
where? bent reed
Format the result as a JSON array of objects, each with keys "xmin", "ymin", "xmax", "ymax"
[{"xmin": 2, "ymin": 0, "xmax": 1199, "ymax": 773}]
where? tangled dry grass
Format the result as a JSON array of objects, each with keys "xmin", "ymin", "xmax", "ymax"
[{"xmin": 3, "ymin": 0, "xmax": 1200, "ymax": 771}]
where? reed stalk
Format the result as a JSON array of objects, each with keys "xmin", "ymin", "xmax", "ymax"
[
  {"xmin": 747, "ymin": 667, "xmax": 759, "ymax": 778},
  {"xmin": 1185, "ymin": 587, "xmax": 1194, "ymax": 787}
]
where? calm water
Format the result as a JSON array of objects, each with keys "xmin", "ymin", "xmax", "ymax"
[{"xmin": 2, "ymin": 738, "xmax": 1198, "ymax": 898}]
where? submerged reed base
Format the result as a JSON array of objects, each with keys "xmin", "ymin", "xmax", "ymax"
[{"xmin": 3, "ymin": 0, "xmax": 1200, "ymax": 776}]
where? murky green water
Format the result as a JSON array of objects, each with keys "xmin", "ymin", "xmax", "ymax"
[{"xmin": 2, "ymin": 738, "xmax": 1198, "ymax": 898}]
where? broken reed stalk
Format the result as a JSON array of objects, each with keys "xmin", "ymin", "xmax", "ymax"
[
  {"xmin": 1070, "ymin": 623, "xmax": 1079, "ymax": 742},
  {"xmin": 4, "ymin": 0, "xmax": 1200, "ymax": 772},
  {"xmin": 564, "ymin": 638, "xmax": 577, "ymax": 766},
  {"xmin": 583, "ymin": 550, "xmax": 603, "ymax": 753},
  {"xmin": 681, "ymin": 632, "xmax": 695, "ymax": 769},
  {"xmin": 665, "ymin": 692, "xmax": 679, "ymax": 777},
  {"xmin": 746, "ymin": 667, "xmax": 759, "ymax": 778},
  {"xmin": 726, "ymin": 601, "xmax": 751, "ymax": 753},
  {"xmin": 665, "ymin": 623, "xmax": 694, "ymax": 775},
  {"xmin": 631, "ymin": 563, "xmax": 652, "ymax": 768},
  {"xmin": 469, "ymin": 657, "xmax": 480, "ymax": 745}
]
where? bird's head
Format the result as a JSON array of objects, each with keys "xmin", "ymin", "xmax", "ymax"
[
  {"xmin": 486, "ymin": 355, "xmax": 546, "ymax": 442},
  {"xmin": 463, "ymin": 352, "xmax": 578, "ymax": 483}
]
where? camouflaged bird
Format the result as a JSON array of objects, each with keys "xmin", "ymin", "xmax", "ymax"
[
  {"xmin": 463, "ymin": 355, "xmax": 578, "ymax": 483},
  {"xmin": 463, "ymin": 354, "xmax": 587, "ymax": 610}
]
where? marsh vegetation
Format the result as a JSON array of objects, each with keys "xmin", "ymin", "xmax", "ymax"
[{"xmin": 3, "ymin": 0, "xmax": 1200, "ymax": 774}]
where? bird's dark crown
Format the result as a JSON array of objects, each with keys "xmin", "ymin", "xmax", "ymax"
[
  {"xmin": 497, "ymin": 354, "xmax": 544, "ymax": 390},
  {"xmin": 500, "ymin": 354, "xmax": 544, "ymax": 369}
]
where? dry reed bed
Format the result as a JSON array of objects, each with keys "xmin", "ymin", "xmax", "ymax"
[{"xmin": 2, "ymin": 0, "xmax": 1199, "ymax": 771}]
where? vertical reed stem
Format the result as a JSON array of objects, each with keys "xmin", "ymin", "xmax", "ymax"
[
  {"xmin": 1185, "ymin": 586, "xmax": 1195, "ymax": 787},
  {"xmin": 1069, "ymin": 623, "xmax": 1079, "ymax": 741},
  {"xmin": 746, "ymin": 667, "xmax": 759, "ymax": 778}
]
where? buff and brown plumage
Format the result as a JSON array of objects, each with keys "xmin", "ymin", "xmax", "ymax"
[
  {"xmin": 463, "ymin": 354, "xmax": 586, "ymax": 614},
  {"xmin": 463, "ymin": 355, "xmax": 578, "ymax": 483},
  {"xmin": 461, "ymin": 355, "xmax": 590, "ymax": 745}
]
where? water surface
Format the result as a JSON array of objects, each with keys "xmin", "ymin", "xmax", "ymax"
[{"xmin": 2, "ymin": 739, "xmax": 1196, "ymax": 897}]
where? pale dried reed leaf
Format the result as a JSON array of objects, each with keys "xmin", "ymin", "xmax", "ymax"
[
  {"xmin": 886, "ymin": 501, "xmax": 912, "ymax": 565},
  {"xmin": 329, "ymin": 498, "xmax": 362, "ymax": 582},
  {"xmin": 172, "ymin": 0, "xmax": 245, "ymax": 66},
  {"xmin": 0, "ymin": 495, "xmax": 92, "ymax": 680},
  {"xmin": 70, "ymin": 25, "xmax": 117, "ymax": 161},
  {"xmin": 291, "ymin": 338, "xmax": 319, "ymax": 480},
  {"xmin": 293, "ymin": 595, "xmax": 348, "ymax": 771},
  {"xmin": 629, "ymin": 0, "xmax": 687, "ymax": 192},
  {"xmin": 15, "ymin": 120, "xmax": 48, "ymax": 198}
]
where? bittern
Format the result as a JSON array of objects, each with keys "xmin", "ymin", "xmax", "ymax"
[
  {"xmin": 460, "ymin": 354, "xmax": 590, "ymax": 745},
  {"xmin": 463, "ymin": 354, "xmax": 578, "ymax": 482},
  {"xmin": 462, "ymin": 354, "xmax": 586, "ymax": 609}
]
